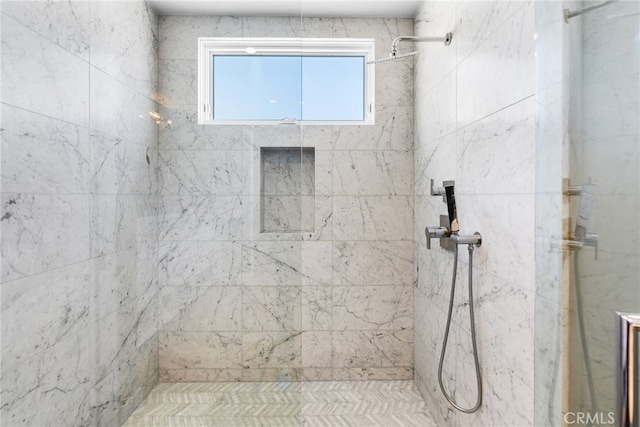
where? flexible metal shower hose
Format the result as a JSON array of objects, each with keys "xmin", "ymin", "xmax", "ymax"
[{"xmin": 437, "ymin": 243, "xmax": 483, "ymax": 413}]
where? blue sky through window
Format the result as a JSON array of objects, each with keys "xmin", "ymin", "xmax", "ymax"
[{"xmin": 213, "ymin": 55, "xmax": 364, "ymax": 121}]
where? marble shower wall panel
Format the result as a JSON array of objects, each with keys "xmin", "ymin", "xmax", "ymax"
[
  {"xmin": 158, "ymin": 15, "xmax": 414, "ymax": 381},
  {"xmin": 1, "ymin": 1, "xmax": 160, "ymax": 426},
  {"xmin": 413, "ymin": 1, "xmax": 536, "ymax": 425}
]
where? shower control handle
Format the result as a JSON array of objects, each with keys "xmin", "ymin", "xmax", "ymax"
[{"xmin": 426, "ymin": 226, "xmax": 450, "ymax": 250}]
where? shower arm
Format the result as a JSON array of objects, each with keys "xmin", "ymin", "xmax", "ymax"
[{"xmin": 390, "ymin": 33, "xmax": 453, "ymax": 57}]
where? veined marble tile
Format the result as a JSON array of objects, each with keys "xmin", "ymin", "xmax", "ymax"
[
  {"xmin": 159, "ymin": 331, "xmax": 243, "ymax": 371},
  {"xmin": 333, "ymin": 330, "xmax": 413, "ymax": 368},
  {"xmin": 333, "ymin": 106, "xmax": 414, "ymax": 151},
  {"xmin": 332, "ymin": 18, "xmax": 413, "ymax": 58},
  {"xmin": 90, "ymin": 195, "xmax": 117, "ymax": 257},
  {"xmin": 413, "ymin": 135, "xmax": 457, "ymax": 196},
  {"xmin": 1, "ymin": 261, "xmax": 90, "ymax": 371},
  {"xmin": 159, "ymin": 240, "xmax": 242, "ymax": 287},
  {"xmin": 261, "ymin": 147, "xmax": 315, "ymax": 196},
  {"xmin": 456, "ymin": 1, "xmax": 535, "ymax": 127},
  {"xmin": 589, "ymin": 195, "xmax": 639, "ymax": 255},
  {"xmin": 333, "ymin": 241, "xmax": 413, "ymax": 286},
  {"xmin": 242, "ymin": 332, "xmax": 302, "ymax": 369},
  {"xmin": 91, "ymin": 131, "xmax": 121, "ymax": 195},
  {"xmin": 456, "ymin": 193, "xmax": 536, "ymax": 291},
  {"xmin": 0, "ymin": 329, "xmax": 92, "ymax": 427},
  {"xmin": 333, "ymin": 286, "xmax": 413, "ymax": 331},
  {"xmin": 301, "ymin": 123, "xmax": 334, "ymax": 151},
  {"xmin": 1, "ymin": 14, "xmax": 89, "ymax": 127},
  {"xmin": 584, "ymin": 135, "xmax": 639, "ymax": 197},
  {"xmin": 301, "ymin": 17, "xmax": 334, "ymax": 38},
  {"xmin": 375, "ymin": 57, "xmax": 414, "ymax": 108},
  {"xmin": 242, "ymin": 16, "xmax": 303, "ymax": 37},
  {"xmin": 301, "ymin": 331, "xmax": 332, "ymax": 368},
  {"xmin": 158, "ymin": 59, "xmax": 198, "ymax": 105},
  {"xmin": 159, "ymin": 368, "xmax": 242, "ymax": 383},
  {"xmin": 414, "ymin": 2, "xmax": 456, "ymax": 95},
  {"xmin": 92, "ymin": 335, "xmax": 158, "ymax": 427},
  {"xmin": 472, "ymin": 270, "xmax": 535, "ymax": 391},
  {"xmin": 333, "ymin": 151, "xmax": 412, "ymax": 196},
  {"xmin": 159, "ymin": 149, "xmax": 245, "ymax": 195},
  {"xmin": 456, "ymin": 0, "xmax": 528, "ymax": 62},
  {"xmin": 90, "ymin": 250, "xmax": 136, "ymax": 320},
  {"xmin": 158, "ymin": 194, "xmax": 243, "ymax": 241},
  {"xmin": 158, "ymin": 105, "xmax": 247, "ymax": 151},
  {"xmin": 159, "ymin": 16, "xmax": 242, "ymax": 60},
  {"xmin": 91, "ymin": 299, "xmax": 142, "ymax": 381},
  {"xmin": 242, "ymin": 286, "xmax": 302, "ymax": 331},
  {"xmin": 1, "ymin": 0, "xmax": 90, "ymax": 60},
  {"xmin": 261, "ymin": 195, "xmax": 315, "ymax": 233},
  {"xmin": 241, "ymin": 241, "xmax": 332, "ymax": 286},
  {"xmin": 115, "ymin": 195, "xmax": 159, "ymax": 251},
  {"xmin": 90, "ymin": 0, "xmax": 158, "ymax": 99},
  {"xmin": 242, "ymin": 195, "xmax": 333, "ymax": 241},
  {"xmin": 301, "ymin": 286, "xmax": 332, "ymax": 331},
  {"xmin": 241, "ymin": 368, "xmax": 302, "ymax": 382},
  {"xmin": 1, "ymin": 193, "xmax": 91, "ymax": 282},
  {"xmin": 461, "ymin": 344, "xmax": 534, "ymax": 427},
  {"xmin": 243, "ymin": 125, "xmax": 303, "ymax": 151},
  {"xmin": 580, "ymin": 251, "xmax": 639, "ymax": 311},
  {"xmin": 414, "ymin": 70, "xmax": 457, "ymax": 145},
  {"xmin": 90, "ymin": 66, "xmax": 158, "ymax": 143},
  {"xmin": 313, "ymin": 151, "xmax": 333, "ymax": 196},
  {"xmin": 136, "ymin": 244, "xmax": 161, "ymax": 299},
  {"xmin": 117, "ymin": 140, "xmax": 159, "ymax": 196},
  {"xmin": 333, "ymin": 196, "xmax": 413, "ymax": 241},
  {"xmin": 457, "ymin": 97, "xmax": 536, "ymax": 195},
  {"xmin": 1, "ymin": 104, "xmax": 91, "ymax": 194},
  {"xmin": 161, "ymin": 286, "xmax": 242, "ymax": 331}
]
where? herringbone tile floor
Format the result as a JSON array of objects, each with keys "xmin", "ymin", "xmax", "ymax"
[{"xmin": 124, "ymin": 381, "xmax": 438, "ymax": 426}]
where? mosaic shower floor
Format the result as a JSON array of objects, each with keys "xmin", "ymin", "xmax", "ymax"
[{"xmin": 123, "ymin": 380, "xmax": 437, "ymax": 426}]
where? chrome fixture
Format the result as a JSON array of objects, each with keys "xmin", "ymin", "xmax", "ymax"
[
  {"xmin": 425, "ymin": 226, "xmax": 449, "ymax": 250},
  {"xmin": 430, "ymin": 178, "xmax": 446, "ymax": 197},
  {"xmin": 616, "ymin": 312, "xmax": 640, "ymax": 427},
  {"xmin": 565, "ymin": 0, "xmax": 619, "ymax": 22},
  {"xmin": 425, "ymin": 179, "xmax": 483, "ymax": 413},
  {"xmin": 367, "ymin": 33, "xmax": 453, "ymax": 64}
]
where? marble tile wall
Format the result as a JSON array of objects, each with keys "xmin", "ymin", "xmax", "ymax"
[
  {"xmin": 157, "ymin": 16, "xmax": 415, "ymax": 382},
  {"xmin": 413, "ymin": 1, "xmax": 536, "ymax": 425},
  {"xmin": 1, "ymin": 1, "xmax": 160, "ymax": 425}
]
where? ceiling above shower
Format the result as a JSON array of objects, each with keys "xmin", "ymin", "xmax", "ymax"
[{"xmin": 147, "ymin": 0, "xmax": 422, "ymax": 18}]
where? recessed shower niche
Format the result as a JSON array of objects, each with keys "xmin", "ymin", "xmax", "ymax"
[{"xmin": 260, "ymin": 147, "xmax": 315, "ymax": 233}]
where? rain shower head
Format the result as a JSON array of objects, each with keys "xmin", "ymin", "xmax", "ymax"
[
  {"xmin": 367, "ymin": 32, "xmax": 453, "ymax": 65},
  {"xmin": 366, "ymin": 51, "xmax": 418, "ymax": 64}
]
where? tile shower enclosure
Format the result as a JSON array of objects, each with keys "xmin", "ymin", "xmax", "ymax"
[
  {"xmin": 1, "ymin": 1, "xmax": 539, "ymax": 426},
  {"xmin": 157, "ymin": 16, "xmax": 415, "ymax": 382}
]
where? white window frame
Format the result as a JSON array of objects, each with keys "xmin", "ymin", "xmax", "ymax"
[{"xmin": 197, "ymin": 37, "xmax": 375, "ymax": 125}]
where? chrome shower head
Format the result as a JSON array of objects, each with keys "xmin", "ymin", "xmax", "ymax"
[{"xmin": 366, "ymin": 51, "xmax": 418, "ymax": 65}]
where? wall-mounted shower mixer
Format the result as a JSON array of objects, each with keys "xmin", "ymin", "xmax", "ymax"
[
  {"xmin": 425, "ymin": 179, "xmax": 483, "ymax": 413},
  {"xmin": 426, "ymin": 180, "xmax": 481, "ymax": 249}
]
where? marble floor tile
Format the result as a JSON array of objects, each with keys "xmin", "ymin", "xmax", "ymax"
[{"xmin": 124, "ymin": 380, "xmax": 437, "ymax": 427}]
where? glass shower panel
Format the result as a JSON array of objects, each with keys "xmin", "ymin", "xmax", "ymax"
[
  {"xmin": 240, "ymin": 11, "xmax": 306, "ymax": 384},
  {"xmin": 567, "ymin": 0, "xmax": 640, "ymax": 422},
  {"xmin": 535, "ymin": 1, "xmax": 640, "ymax": 425}
]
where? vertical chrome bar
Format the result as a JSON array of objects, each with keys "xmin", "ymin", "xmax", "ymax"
[{"xmin": 617, "ymin": 312, "xmax": 640, "ymax": 427}]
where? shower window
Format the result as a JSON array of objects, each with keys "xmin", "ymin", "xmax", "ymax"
[{"xmin": 197, "ymin": 37, "xmax": 375, "ymax": 125}]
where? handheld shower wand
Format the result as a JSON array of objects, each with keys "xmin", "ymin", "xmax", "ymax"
[{"xmin": 425, "ymin": 180, "xmax": 483, "ymax": 414}]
